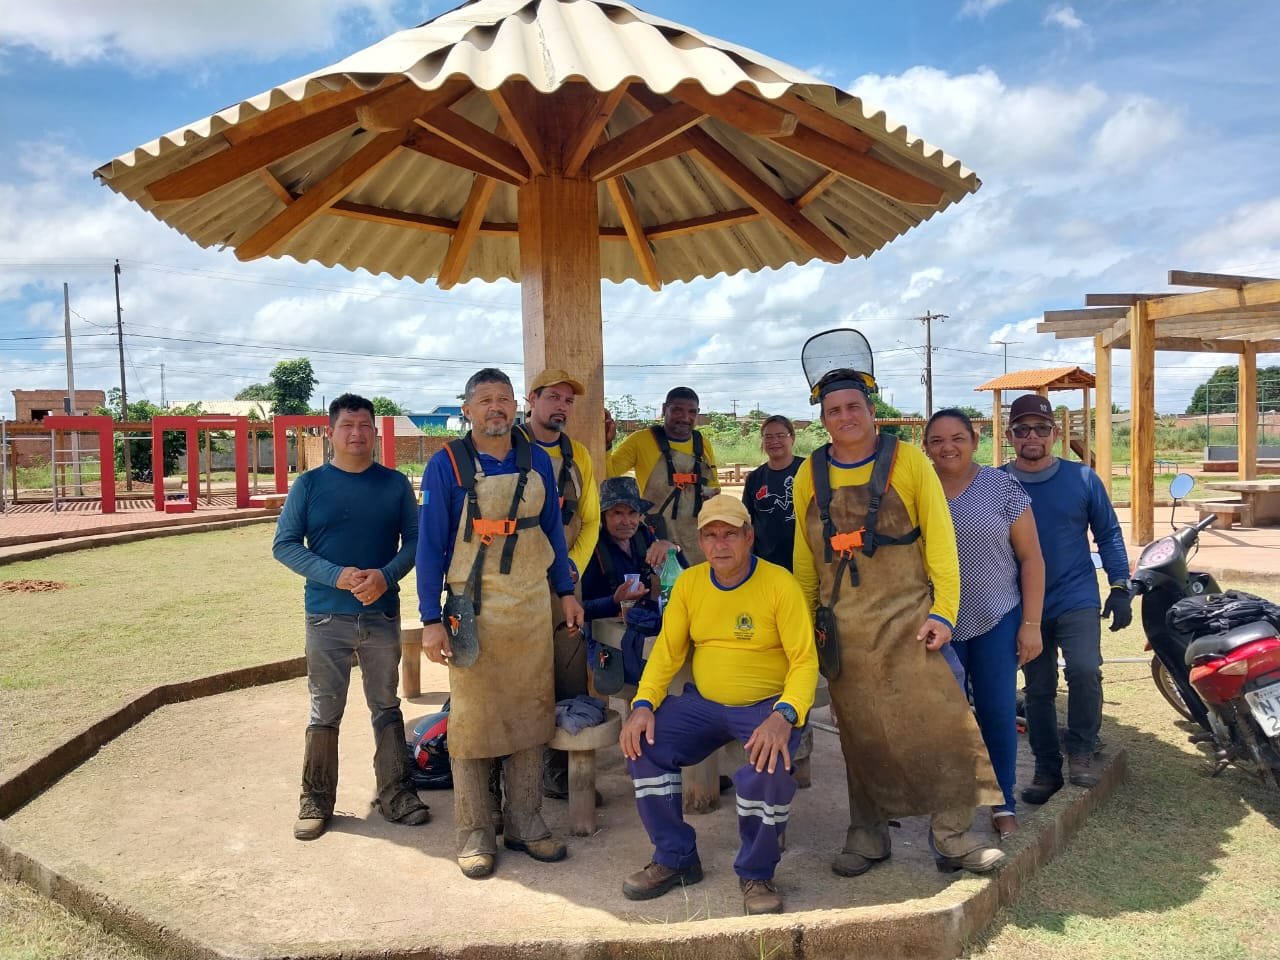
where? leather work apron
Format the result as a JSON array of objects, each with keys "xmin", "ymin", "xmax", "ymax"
[
  {"xmin": 801, "ymin": 483, "xmax": 1001, "ymax": 822},
  {"xmin": 446, "ymin": 470, "xmax": 555, "ymax": 759},
  {"xmin": 550, "ymin": 456, "xmax": 587, "ymax": 699},
  {"xmin": 641, "ymin": 447, "xmax": 712, "ymax": 565}
]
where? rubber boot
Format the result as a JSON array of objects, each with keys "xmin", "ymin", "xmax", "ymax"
[
  {"xmin": 295, "ymin": 725, "xmax": 338, "ymax": 841},
  {"xmin": 372, "ymin": 720, "xmax": 431, "ymax": 825}
]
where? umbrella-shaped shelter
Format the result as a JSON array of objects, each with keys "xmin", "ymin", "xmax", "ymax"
[
  {"xmin": 93, "ymin": 0, "xmax": 980, "ymax": 468},
  {"xmin": 974, "ymin": 366, "xmax": 1097, "ymax": 468}
]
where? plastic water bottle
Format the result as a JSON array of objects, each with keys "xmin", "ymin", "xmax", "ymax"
[{"xmin": 658, "ymin": 548, "xmax": 681, "ymax": 614}]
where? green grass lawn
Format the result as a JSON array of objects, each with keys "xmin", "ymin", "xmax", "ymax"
[{"xmin": 1, "ymin": 530, "xmax": 1278, "ymax": 958}]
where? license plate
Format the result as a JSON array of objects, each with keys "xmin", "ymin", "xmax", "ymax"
[{"xmin": 1245, "ymin": 683, "xmax": 1280, "ymax": 738}]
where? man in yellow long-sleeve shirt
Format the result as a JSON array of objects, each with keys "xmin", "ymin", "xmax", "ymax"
[
  {"xmin": 619, "ymin": 496, "xmax": 817, "ymax": 916},
  {"xmin": 792, "ymin": 367, "xmax": 1003, "ymax": 879}
]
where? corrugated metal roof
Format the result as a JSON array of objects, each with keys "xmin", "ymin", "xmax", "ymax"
[
  {"xmin": 974, "ymin": 367, "xmax": 1097, "ymax": 392},
  {"xmin": 93, "ymin": 0, "xmax": 980, "ymax": 286}
]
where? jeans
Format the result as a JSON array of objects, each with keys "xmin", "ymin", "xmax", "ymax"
[
  {"xmin": 951, "ymin": 605, "xmax": 1021, "ymax": 812},
  {"xmin": 1021, "ymin": 606, "xmax": 1102, "ymax": 769},
  {"xmin": 305, "ymin": 611, "xmax": 404, "ymax": 735}
]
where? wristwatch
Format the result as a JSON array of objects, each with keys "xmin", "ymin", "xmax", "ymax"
[{"xmin": 773, "ymin": 703, "xmax": 799, "ymax": 726}]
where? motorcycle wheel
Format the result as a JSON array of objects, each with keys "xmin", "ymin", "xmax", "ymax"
[
  {"xmin": 1151, "ymin": 655, "xmax": 1196, "ymax": 723},
  {"xmin": 1235, "ymin": 717, "xmax": 1280, "ymax": 791}
]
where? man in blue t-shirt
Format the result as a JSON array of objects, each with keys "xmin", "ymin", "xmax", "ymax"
[
  {"xmin": 1001, "ymin": 394, "xmax": 1131, "ymax": 804},
  {"xmin": 273, "ymin": 393, "xmax": 429, "ymax": 841}
]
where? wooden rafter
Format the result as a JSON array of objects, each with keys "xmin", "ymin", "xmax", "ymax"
[
  {"xmin": 1042, "ymin": 307, "xmax": 1130, "ymax": 325},
  {"xmin": 235, "ymin": 130, "xmax": 405, "ymax": 261},
  {"xmin": 487, "ymin": 83, "xmax": 547, "ymax": 178},
  {"xmin": 644, "ymin": 207, "xmax": 761, "ymax": 240},
  {"xmin": 773, "ymin": 125, "xmax": 945, "ymax": 205},
  {"xmin": 147, "ymin": 80, "xmax": 467, "ymax": 202},
  {"xmin": 586, "ymin": 101, "xmax": 705, "ymax": 181},
  {"xmin": 256, "ymin": 169, "xmax": 294, "ymax": 205},
  {"xmin": 1083, "ymin": 293, "xmax": 1161, "ymax": 306},
  {"xmin": 414, "ymin": 107, "xmax": 531, "ymax": 184},
  {"xmin": 401, "ymin": 130, "xmax": 524, "ymax": 186},
  {"xmin": 794, "ymin": 171, "xmax": 840, "ymax": 209},
  {"xmin": 669, "ymin": 82, "xmax": 797, "ymax": 137},
  {"xmin": 606, "ymin": 177, "xmax": 661, "ymax": 291},
  {"xmin": 438, "ymin": 176, "xmax": 499, "ymax": 289},
  {"xmin": 222, "ymin": 85, "xmax": 372, "ymax": 145},
  {"xmin": 749, "ymin": 91, "xmax": 876, "ymax": 154},
  {"xmin": 1147, "ymin": 279, "xmax": 1280, "ymax": 320},
  {"xmin": 329, "ymin": 201, "xmax": 463, "ymax": 235},
  {"xmin": 564, "ymin": 86, "xmax": 628, "ymax": 178},
  {"xmin": 1169, "ymin": 270, "xmax": 1278, "ymax": 288}
]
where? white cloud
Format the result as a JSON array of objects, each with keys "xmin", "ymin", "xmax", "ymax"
[
  {"xmin": 1180, "ymin": 196, "xmax": 1280, "ymax": 272},
  {"xmin": 959, "ymin": 0, "xmax": 1012, "ymax": 19},
  {"xmin": 0, "ymin": 0, "xmax": 403, "ymax": 66},
  {"xmin": 1089, "ymin": 94, "xmax": 1185, "ymax": 172},
  {"xmin": 1045, "ymin": 5, "xmax": 1085, "ymax": 31}
]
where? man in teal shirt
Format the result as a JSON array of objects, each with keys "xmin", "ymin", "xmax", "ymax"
[{"xmin": 273, "ymin": 393, "xmax": 429, "ymax": 841}]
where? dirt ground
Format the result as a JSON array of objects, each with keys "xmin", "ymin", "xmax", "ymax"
[{"xmin": 0, "ymin": 667, "xmax": 1039, "ymax": 957}]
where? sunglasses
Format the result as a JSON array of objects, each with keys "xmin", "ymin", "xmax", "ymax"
[
  {"xmin": 1010, "ymin": 423, "xmax": 1054, "ymax": 438},
  {"xmin": 761, "ymin": 432, "xmax": 792, "ymax": 442}
]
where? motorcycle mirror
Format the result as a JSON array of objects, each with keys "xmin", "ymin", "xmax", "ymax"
[{"xmin": 1169, "ymin": 473, "xmax": 1194, "ymax": 501}]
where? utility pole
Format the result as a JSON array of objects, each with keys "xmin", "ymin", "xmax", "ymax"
[
  {"xmin": 114, "ymin": 259, "xmax": 131, "ymax": 490},
  {"xmin": 919, "ymin": 310, "xmax": 947, "ymax": 417},
  {"xmin": 62, "ymin": 283, "xmax": 83, "ymax": 495},
  {"xmin": 993, "ymin": 339, "xmax": 1022, "ymax": 374},
  {"xmin": 730, "ymin": 399, "xmax": 739, "ymax": 418},
  {"xmin": 161, "ymin": 364, "xmax": 166, "ymax": 408}
]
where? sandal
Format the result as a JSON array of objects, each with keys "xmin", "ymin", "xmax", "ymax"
[{"xmin": 991, "ymin": 810, "xmax": 1018, "ymax": 841}]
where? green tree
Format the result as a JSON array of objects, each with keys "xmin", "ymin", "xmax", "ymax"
[
  {"xmin": 371, "ymin": 397, "xmax": 405, "ymax": 417},
  {"xmin": 270, "ymin": 358, "xmax": 318, "ymax": 416},
  {"xmin": 94, "ymin": 389, "xmax": 202, "ymax": 480},
  {"xmin": 234, "ymin": 383, "xmax": 274, "ymax": 402},
  {"xmin": 1185, "ymin": 364, "xmax": 1280, "ymax": 415}
]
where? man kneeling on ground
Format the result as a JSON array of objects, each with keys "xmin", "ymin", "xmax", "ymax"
[{"xmin": 619, "ymin": 496, "xmax": 817, "ymax": 915}]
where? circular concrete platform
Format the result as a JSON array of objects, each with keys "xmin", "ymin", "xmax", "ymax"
[{"xmin": 0, "ymin": 664, "xmax": 1125, "ymax": 960}]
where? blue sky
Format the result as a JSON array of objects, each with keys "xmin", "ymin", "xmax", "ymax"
[{"xmin": 2, "ymin": 0, "xmax": 1278, "ymax": 421}]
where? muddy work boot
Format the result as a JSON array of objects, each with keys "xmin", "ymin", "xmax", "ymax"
[
  {"xmin": 1020, "ymin": 768, "xmax": 1065, "ymax": 805},
  {"xmin": 622, "ymin": 861, "xmax": 704, "ymax": 901},
  {"xmin": 295, "ymin": 725, "xmax": 338, "ymax": 841},
  {"xmin": 457, "ymin": 827, "xmax": 496, "ymax": 879},
  {"xmin": 741, "ymin": 878, "xmax": 784, "ymax": 915},
  {"xmin": 372, "ymin": 720, "xmax": 431, "ymax": 825},
  {"xmin": 1068, "ymin": 753, "xmax": 1101, "ymax": 788},
  {"xmin": 832, "ymin": 823, "xmax": 891, "ymax": 877}
]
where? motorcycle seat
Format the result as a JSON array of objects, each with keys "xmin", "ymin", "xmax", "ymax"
[{"xmin": 1184, "ymin": 620, "xmax": 1279, "ymax": 667}]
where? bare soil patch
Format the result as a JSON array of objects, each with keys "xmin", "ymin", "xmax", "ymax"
[{"xmin": 1, "ymin": 579, "xmax": 68, "ymax": 593}]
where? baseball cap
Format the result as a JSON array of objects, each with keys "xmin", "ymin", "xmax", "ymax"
[
  {"xmin": 696, "ymin": 495, "xmax": 751, "ymax": 530},
  {"xmin": 528, "ymin": 368, "xmax": 585, "ymax": 396},
  {"xmin": 1009, "ymin": 394, "xmax": 1055, "ymax": 423}
]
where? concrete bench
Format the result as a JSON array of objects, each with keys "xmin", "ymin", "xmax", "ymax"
[
  {"xmin": 248, "ymin": 493, "xmax": 289, "ymax": 512},
  {"xmin": 1194, "ymin": 500, "xmax": 1253, "ymax": 530},
  {"xmin": 547, "ymin": 709, "xmax": 622, "ymax": 836}
]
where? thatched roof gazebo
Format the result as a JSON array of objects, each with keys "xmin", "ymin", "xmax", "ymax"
[
  {"xmin": 1038, "ymin": 270, "xmax": 1280, "ymax": 543},
  {"xmin": 974, "ymin": 366, "xmax": 1097, "ymax": 468}
]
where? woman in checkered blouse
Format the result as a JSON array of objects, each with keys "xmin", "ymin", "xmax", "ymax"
[{"xmin": 925, "ymin": 409, "xmax": 1046, "ymax": 840}]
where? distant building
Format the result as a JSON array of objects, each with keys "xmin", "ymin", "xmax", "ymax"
[
  {"xmin": 167, "ymin": 400, "xmax": 273, "ymax": 418},
  {"xmin": 8, "ymin": 388, "xmax": 108, "ymax": 469},
  {"xmin": 407, "ymin": 404, "xmax": 465, "ymax": 432}
]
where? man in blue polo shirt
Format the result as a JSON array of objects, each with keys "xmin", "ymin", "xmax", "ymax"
[
  {"xmin": 1001, "ymin": 394, "xmax": 1131, "ymax": 804},
  {"xmin": 273, "ymin": 393, "xmax": 429, "ymax": 841}
]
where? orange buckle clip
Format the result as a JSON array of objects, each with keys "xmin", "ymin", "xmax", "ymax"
[
  {"xmin": 447, "ymin": 615, "xmax": 461, "ymax": 633},
  {"xmin": 672, "ymin": 471, "xmax": 698, "ymax": 488},
  {"xmin": 829, "ymin": 529, "xmax": 865, "ymax": 557},
  {"xmin": 472, "ymin": 517, "xmax": 517, "ymax": 544}
]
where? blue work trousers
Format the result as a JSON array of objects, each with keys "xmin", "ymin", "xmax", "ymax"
[
  {"xmin": 305, "ymin": 611, "xmax": 404, "ymax": 735},
  {"xmin": 951, "ymin": 604, "xmax": 1021, "ymax": 813},
  {"xmin": 1021, "ymin": 606, "xmax": 1102, "ymax": 769},
  {"xmin": 627, "ymin": 684, "xmax": 801, "ymax": 881}
]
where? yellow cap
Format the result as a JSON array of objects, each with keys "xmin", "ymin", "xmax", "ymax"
[
  {"xmin": 528, "ymin": 368, "xmax": 585, "ymax": 396},
  {"xmin": 696, "ymin": 495, "xmax": 751, "ymax": 530}
]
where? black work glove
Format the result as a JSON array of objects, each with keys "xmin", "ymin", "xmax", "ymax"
[{"xmin": 1101, "ymin": 585, "xmax": 1133, "ymax": 632}]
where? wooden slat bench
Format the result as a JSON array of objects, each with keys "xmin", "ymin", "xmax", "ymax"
[{"xmin": 1193, "ymin": 500, "xmax": 1253, "ymax": 530}]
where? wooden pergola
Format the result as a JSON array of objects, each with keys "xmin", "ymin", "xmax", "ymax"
[
  {"xmin": 1038, "ymin": 270, "xmax": 1280, "ymax": 544},
  {"xmin": 974, "ymin": 366, "xmax": 1096, "ymax": 468}
]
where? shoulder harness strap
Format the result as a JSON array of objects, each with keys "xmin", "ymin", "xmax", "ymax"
[
  {"xmin": 556, "ymin": 432, "xmax": 578, "ymax": 525},
  {"xmin": 650, "ymin": 426, "xmax": 705, "ymax": 521}
]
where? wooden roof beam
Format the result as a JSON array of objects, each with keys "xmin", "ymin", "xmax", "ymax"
[
  {"xmin": 1147, "ymin": 279, "xmax": 1280, "ymax": 320},
  {"xmin": 587, "ymin": 100, "xmax": 706, "ymax": 181},
  {"xmin": 1084, "ymin": 293, "xmax": 1161, "ymax": 306},
  {"xmin": 643, "ymin": 207, "xmax": 762, "ymax": 241},
  {"xmin": 330, "ymin": 201, "xmax": 460, "ymax": 235},
  {"xmin": 148, "ymin": 80, "xmax": 467, "ymax": 202},
  {"xmin": 1043, "ymin": 307, "xmax": 1131, "ymax": 324},
  {"xmin": 414, "ymin": 107, "xmax": 531, "ymax": 184},
  {"xmin": 670, "ymin": 82, "xmax": 797, "ymax": 137},
  {"xmin": 563, "ymin": 85, "xmax": 629, "ymax": 178},
  {"xmin": 438, "ymin": 175, "xmax": 498, "ymax": 289},
  {"xmin": 773, "ymin": 125, "xmax": 945, "ymax": 205},
  {"xmin": 402, "ymin": 129, "xmax": 524, "ymax": 186},
  {"xmin": 747, "ymin": 91, "xmax": 877, "ymax": 154},
  {"xmin": 794, "ymin": 171, "xmax": 840, "ymax": 209},
  {"xmin": 486, "ymin": 83, "xmax": 548, "ymax": 178},
  {"xmin": 1168, "ymin": 270, "xmax": 1279, "ymax": 289},
  {"xmin": 235, "ymin": 130, "xmax": 405, "ymax": 261},
  {"xmin": 606, "ymin": 177, "xmax": 661, "ymax": 291}
]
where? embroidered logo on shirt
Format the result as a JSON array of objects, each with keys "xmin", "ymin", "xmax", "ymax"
[{"xmin": 734, "ymin": 612, "xmax": 755, "ymax": 640}]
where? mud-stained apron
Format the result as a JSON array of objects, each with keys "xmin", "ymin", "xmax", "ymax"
[
  {"xmin": 446, "ymin": 469, "xmax": 555, "ymax": 760},
  {"xmin": 550, "ymin": 457, "xmax": 587, "ymax": 698},
  {"xmin": 641, "ymin": 446, "xmax": 714, "ymax": 565},
  {"xmin": 801, "ymin": 483, "xmax": 1001, "ymax": 821}
]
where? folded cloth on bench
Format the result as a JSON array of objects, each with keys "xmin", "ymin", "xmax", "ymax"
[{"xmin": 554, "ymin": 694, "xmax": 608, "ymax": 734}]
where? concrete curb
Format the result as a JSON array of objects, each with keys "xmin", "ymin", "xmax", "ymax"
[
  {"xmin": 0, "ymin": 514, "xmax": 278, "ymax": 564},
  {"xmin": 0, "ymin": 649, "xmax": 1129, "ymax": 960}
]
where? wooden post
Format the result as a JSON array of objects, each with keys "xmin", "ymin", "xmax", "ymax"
[
  {"xmin": 1082, "ymin": 386, "xmax": 1092, "ymax": 470},
  {"xmin": 1240, "ymin": 343, "xmax": 1258, "ymax": 481},
  {"xmin": 517, "ymin": 89, "xmax": 607, "ymax": 477},
  {"xmin": 1059, "ymin": 407, "xmax": 1070, "ymax": 458},
  {"xmin": 1130, "ymin": 300, "xmax": 1155, "ymax": 544},
  {"xmin": 991, "ymin": 389, "xmax": 1004, "ymax": 466},
  {"xmin": 1095, "ymin": 334, "xmax": 1113, "ymax": 497},
  {"xmin": 400, "ymin": 626, "xmax": 423, "ymax": 698}
]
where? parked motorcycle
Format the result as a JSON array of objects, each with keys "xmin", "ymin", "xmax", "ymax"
[{"xmin": 1130, "ymin": 474, "xmax": 1280, "ymax": 789}]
